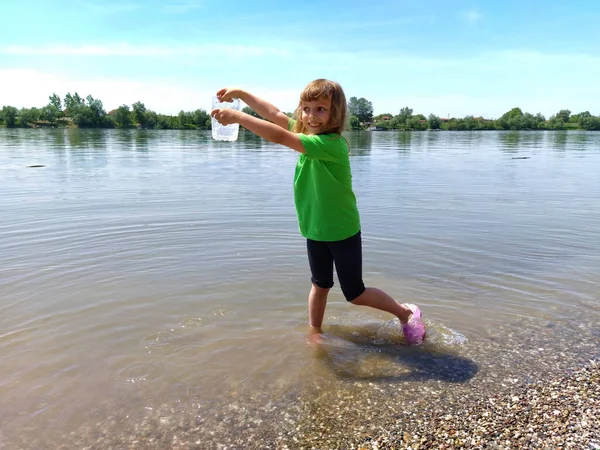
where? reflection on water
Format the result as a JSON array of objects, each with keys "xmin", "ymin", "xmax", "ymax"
[{"xmin": 0, "ymin": 129, "xmax": 599, "ymax": 447}]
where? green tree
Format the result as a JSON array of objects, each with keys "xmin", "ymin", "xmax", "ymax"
[
  {"xmin": 520, "ymin": 112, "xmax": 537, "ymax": 129},
  {"xmin": 396, "ymin": 107, "xmax": 413, "ymax": 128},
  {"xmin": 132, "ymin": 101, "xmax": 148, "ymax": 128},
  {"xmin": 114, "ymin": 105, "xmax": 134, "ymax": 128},
  {"xmin": 157, "ymin": 114, "xmax": 176, "ymax": 129},
  {"xmin": 573, "ymin": 111, "xmax": 591, "ymax": 127},
  {"xmin": 348, "ymin": 97, "xmax": 373, "ymax": 123},
  {"xmin": 505, "ymin": 107, "xmax": 523, "ymax": 119},
  {"xmin": 548, "ymin": 116, "xmax": 565, "ymax": 130},
  {"xmin": 580, "ymin": 115, "xmax": 600, "ymax": 131},
  {"xmin": 64, "ymin": 92, "xmax": 84, "ymax": 113},
  {"xmin": 192, "ymin": 109, "xmax": 210, "ymax": 129},
  {"xmin": 376, "ymin": 120, "xmax": 393, "ymax": 130},
  {"xmin": 387, "ymin": 117, "xmax": 400, "ymax": 129},
  {"xmin": 357, "ymin": 98, "xmax": 373, "ymax": 123},
  {"xmin": 66, "ymin": 95, "xmax": 104, "ymax": 128},
  {"xmin": 408, "ymin": 114, "xmax": 428, "ymax": 130},
  {"xmin": 534, "ymin": 113, "xmax": 546, "ymax": 129},
  {"xmin": 102, "ymin": 114, "xmax": 116, "ymax": 128},
  {"xmin": 349, "ymin": 114, "xmax": 361, "ymax": 130},
  {"xmin": 428, "ymin": 114, "xmax": 441, "ymax": 130},
  {"xmin": 39, "ymin": 105, "xmax": 60, "ymax": 124},
  {"xmin": 497, "ymin": 107, "xmax": 524, "ymax": 130},
  {"xmin": 144, "ymin": 111, "xmax": 158, "ymax": 129},
  {"xmin": 85, "ymin": 95, "xmax": 105, "ymax": 127},
  {"xmin": 18, "ymin": 107, "xmax": 40, "ymax": 127},
  {"xmin": 348, "ymin": 97, "xmax": 360, "ymax": 118},
  {"xmin": 1, "ymin": 106, "xmax": 19, "ymax": 127},
  {"xmin": 178, "ymin": 110, "xmax": 196, "ymax": 129},
  {"xmin": 555, "ymin": 109, "xmax": 571, "ymax": 123},
  {"xmin": 49, "ymin": 93, "xmax": 62, "ymax": 110},
  {"xmin": 69, "ymin": 103, "xmax": 92, "ymax": 127}
]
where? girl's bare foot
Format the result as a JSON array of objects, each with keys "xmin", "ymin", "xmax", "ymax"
[{"xmin": 307, "ymin": 327, "xmax": 324, "ymax": 346}]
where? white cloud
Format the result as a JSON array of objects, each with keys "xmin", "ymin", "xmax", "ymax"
[
  {"xmin": 371, "ymin": 93, "xmax": 581, "ymax": 120},
  {"xmin": 2, "ymin": 48, "xmax": 599, "ymax": 118},
  {"xmin": 0, "ymin": 69, "xmax": 300, "ymax": 115}
]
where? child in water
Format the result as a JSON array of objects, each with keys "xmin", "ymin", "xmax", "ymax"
[{"xmin": 211, "ymin": 79, "xmax": 426, "ymax": 345}]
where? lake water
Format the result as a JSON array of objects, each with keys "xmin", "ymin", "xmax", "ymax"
[{"xmin": 1, "ymin": 129, "xmax": 599, "ymax": 448}]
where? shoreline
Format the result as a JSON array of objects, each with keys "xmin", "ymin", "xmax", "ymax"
[
  {"xmin": 4, "ymin": 356, "xmax": 597, "ymax": 449},
  {"xmin": 363, "ymin": 360, "xmax": 599, "ymax": 450}
]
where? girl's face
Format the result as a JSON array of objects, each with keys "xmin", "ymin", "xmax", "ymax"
[{"xmin": 300, "ymin": 96, "xmax": 332, "ymax": 134}]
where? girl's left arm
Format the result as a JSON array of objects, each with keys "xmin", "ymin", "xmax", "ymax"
[{"xmin": 212, "ymin": 109, "xmax": 305, "ymax": 154}]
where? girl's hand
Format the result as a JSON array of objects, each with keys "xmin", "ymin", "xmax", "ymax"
[
  {"xmin": 216, "ymin": 88, "xmax": 242, "ymax": 103},
  {"xmin": 211, "ymin": 108, "xmax": 241, "ymax": 126}
]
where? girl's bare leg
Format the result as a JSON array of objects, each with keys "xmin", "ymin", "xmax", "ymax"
[
  {"xmin": 350, "ymin": 287, "xmax": 413, "ymax": 323},
  {"xmin": 308, "ymin": 284, "xmax": 329, "ymax": 332}
]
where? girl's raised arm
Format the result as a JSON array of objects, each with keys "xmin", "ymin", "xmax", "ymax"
[
  {"xmin": 217, "ymin": 88, "xmax": 290, "ymax": 130},
  {"xmin": 211, "ymin": 108, "xmax": 304, "ymax": 154}
]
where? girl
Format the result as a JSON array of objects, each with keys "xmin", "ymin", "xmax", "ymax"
[{"xmin": 211, "ymin": 79, "xmax": 426, "ymax": 345}]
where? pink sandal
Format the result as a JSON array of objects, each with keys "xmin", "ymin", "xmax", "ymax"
[{"xmin": 402, "ymin": 303, "xmax": 426, "ymax": 345}]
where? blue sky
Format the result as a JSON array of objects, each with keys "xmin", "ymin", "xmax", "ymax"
[{"xmin": 1, "ymin": 0, "xmax": 599, "ymax": 118}]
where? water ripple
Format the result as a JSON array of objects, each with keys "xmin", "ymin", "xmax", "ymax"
[{"xmin": 1, "ymin": 129, "xmax": 599, "ymax": 446}]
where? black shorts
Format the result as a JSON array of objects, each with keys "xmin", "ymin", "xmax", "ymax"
[{"xmin": 306, "ymin": 231, "xmax": 366, "ymax": 302}]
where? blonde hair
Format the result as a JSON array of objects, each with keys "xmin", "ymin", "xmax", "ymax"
[{"xmin": 291, "ymin": 79, "xmax": 347, "ymax": 135}]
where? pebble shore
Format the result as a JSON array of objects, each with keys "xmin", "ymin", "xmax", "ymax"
[
  {"xmin": 356, "ymin": 360, "xmax": 599, "ymax": 450},
  {"xmin": 13, "ymin": 360, "xmax": 595, "ymax": 450}
]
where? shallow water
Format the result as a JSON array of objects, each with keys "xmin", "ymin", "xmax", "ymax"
[{"xmin": 1, "ymin": 129, "xmax": 599, "ymax": 447}]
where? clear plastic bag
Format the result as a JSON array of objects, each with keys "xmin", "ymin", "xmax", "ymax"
[{"xmin": 211, "ymin": 97, "xmax": 241, "ymax": 141}]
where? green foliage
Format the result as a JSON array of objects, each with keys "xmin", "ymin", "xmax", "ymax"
[
  {"xmin": 64, "ymin": 92, "xmax": 84, "ymax": 113},
  {"xmin": 2, "ymin": 92, "xmax": 599, "ymax": 132},
  {"xmin": 580, "ymin": 115, "xmax": 600, "ymax": 130},
  {"xmin": 49, "ymin": 93, "xmax": 62, "ymax": 110},
  {"xmin": 396, "ymin": 107, "xmax": 413, "ymax": 127},
  {"xmin": 40, "ymin": 105, "xmax": 61, "ymax": 123},
  {"xmin": 555, "ymin": 109, "xmax": 571, "ymax": 123},
  {"xmin": 18, "ymin": 107, "xmax": 40, "ymax": 127},
  {"xmin": 494, "ymin": 108, "xmax": 546, "ymax": 130},
  {"xmin": 192, "ymin": 109, "xmax": 210, "ymax": 129},
  {"xmin": 1, "ymin": 106, "xmax": 18, "ymax": 127},
  {"xmin": 408, "ymin": 114, "xmax": 428, "ymax": 131},
  {"xmin": 132, "ymin": 101, "xmax": 148, "ymax": 127},
  {"xmin": 114, "ymin": 105, "xmax": 134, "ymax": 129},
  {"xmin": 66, "ymin": 95, "xmax": 106, "ymax": 127},
  {"xmin": 428, "ymin": 114, "xmax": 441, "ymax": 130},
  {"xmin": 348, "ymin": 97, "xmax": 374, "ymax": 123}
]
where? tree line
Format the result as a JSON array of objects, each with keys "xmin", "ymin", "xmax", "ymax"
[
  {"xmin": 347, "ymin": 97, "xmax": 600, "ymax": 131},
  {"xmin": 0, "ymin": 93, "xmax": 212, "ymax": 130},
  {"xmin": 1, "ymin": 92, "xmax": 599, "ymax": 131}
]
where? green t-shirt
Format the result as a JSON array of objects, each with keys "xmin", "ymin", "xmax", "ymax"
[{"xmin": 289, "ymin": 120, "xmax": 361, "ymax": 241}]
